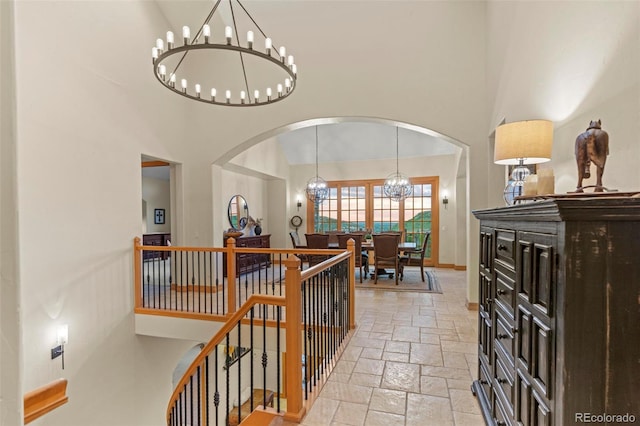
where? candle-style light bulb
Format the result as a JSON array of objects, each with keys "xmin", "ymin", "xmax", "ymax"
[
  {"xmin": 288, "ymin": 55, "xmax": 294, "ymax": 66},
  {"xmin": 240, "ymin": 91, "xmax": 246, "ymax": 104},
  {"xmin": 265, "ymin": 38, "xmax": 272, "ymax": 55},
  {"xmin": 254, "ymin": 90, "xmax": 260, "ymax": 103},
  {"xmin": 278, "ymin": 46, "xmax": 286, "ymax": 62},
  {"xmin": 181, "ymin": 78, "xmax": 187, "ymax": 92},
  {"xmin": 285, "ymin": 78, "xmax": 291, "ymax": 92},
  {"xmin": 211, "ymin": 88, "xmax": 216, "ymax": 101},
  {"xmin": 182, "ymin": 26, "xmax": 190, "ymax": 44},
  {"xmin": 266, "ymin": 87, "xmax": 272, "ymax": 100},
  {"xmin": 277, "ymin": 83, "xmax": 283, "ymax": 97},
  {"xmin": 195, "ymin": 84, "xmax": 201, "ymax": 98},
  {"xmin": 152, "ymin": 47, "xmax": 158, "ymax": 61},
  {"xmin": 225, "ymin": 90, "xmax": 231, "ymax": 104},
  {"xmin": 292, "ymin": 64, "xmax": 297, "ymax": 76},
  {"xmin": 159, "ymin": 64, "xmax": 166, "ymax": 80},
  {"xmin": 156, "ymin": 38, "xmax": 164, "ymax": 52},
  {"xmin": 203, "ymin": 25, "xmax": 210, "ymax": 43},
  {"xmin": 170, "ymin": 74, "xmax": 176, "ymax": 87},
  {"xmin": 247, "ymin": 31, "xmax": 254, "ymax": 49},
  {"xmin": 225, "ymin": 26, "xmax": 232, "ymax": 44},
  {"xmin": 166, "ymin": 31, "xmax": 174, "ymax": 49}
]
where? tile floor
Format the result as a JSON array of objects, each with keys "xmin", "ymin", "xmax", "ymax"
[{"xmin": 285, "ymin": 268, "xmax": 484, "ymax": 426}]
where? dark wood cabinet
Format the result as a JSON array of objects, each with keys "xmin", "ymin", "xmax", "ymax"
[
  {"xmin": 142, "ymin": 232, "xmax": 171, "ymax": 260},
  {"xmin": 472, "ymin": 197, "xmax": 640, "ymax": 426},
  {"xmin": 223, "ymin": 234, "xmax": 271, "ymax": 276}
]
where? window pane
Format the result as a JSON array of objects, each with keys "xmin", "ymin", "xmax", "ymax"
[
  {"xmin": 403, "ymin": 183, "xmax": 433, "ymax": 258},
  {"xmin": 340, "ymin": 185, "xmax": 366, "ymax": 232}
]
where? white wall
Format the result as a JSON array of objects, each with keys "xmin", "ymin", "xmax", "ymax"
[{"xmin": 9, "ymin": 1, "xmax": 637, "ymax": 425}]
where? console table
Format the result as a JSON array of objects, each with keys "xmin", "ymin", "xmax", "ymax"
[
  {"xmin": 223, "ymin": 234, "xmax": 271, "ymax": 276},
  {"xmin": 472, "ymin": 196, "xmax": 640, "ymax": 425},
  {"xmin": 142, "ymin": 232, "xmax": 171, "ymax": 260}
]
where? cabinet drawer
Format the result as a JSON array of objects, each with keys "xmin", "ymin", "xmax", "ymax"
[
  {"xmin": 496, "ymin": 268, "xmax": 516, "ymax": 317},
  {"xmin": 495, "ymin": 307, "xmax": 516, "ymax": 362},
  {"xmin": 494, "ymin": 350, "xmax": 515, "ymax": 418},
  {"xmin": 495, "ymin": 229, "xmax": 516, "ymax": 269},
  {"xmin": 493, "ymin": 388, "xmax": 514, "ymax": 426},
  {"xmin": 478, "ymin": 358, "xmax": 493, "ymax": 406}
]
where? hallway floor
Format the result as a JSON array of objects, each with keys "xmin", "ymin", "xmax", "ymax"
[{"xmin": 285, "ymin": 268, "xmax": 484, "ymax": 426}]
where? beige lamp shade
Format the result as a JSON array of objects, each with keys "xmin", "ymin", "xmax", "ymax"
[{"xmin": 494, "ymin": 119, "xmax": 553, "ymax": 165}]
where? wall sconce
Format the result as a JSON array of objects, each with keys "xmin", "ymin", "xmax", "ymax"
[
  {"xmin": 51, "ymin": 324, "xmax": 68, "ymax": 369},
  {"xmin": 296, "ymin": 194, "xmax": 302, "ymax": 211},
  {"xmin": 442, "ymin": 190, "xmax": 449, "ymax": 210}
]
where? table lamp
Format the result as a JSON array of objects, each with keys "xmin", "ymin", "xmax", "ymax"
[{"xmin": 494, "ymin": 119, "xmax": 553, "ymax": 205}]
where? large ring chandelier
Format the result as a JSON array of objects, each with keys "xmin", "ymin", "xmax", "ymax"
[
  {"xmin": 383, "ymin": 127, "xmax": 412, "ymax": 202},
  {"xmin": 151, "ymin": 0, "xmax": 298, "ymax": 107},
  {"xmin": 306, "ymin": 126, "xmax": 329, "ymax": 204}
]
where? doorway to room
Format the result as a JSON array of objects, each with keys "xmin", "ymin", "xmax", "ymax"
[{"xmin": 141, "ymin": 157, "xmax": 172, "ymax": 250}]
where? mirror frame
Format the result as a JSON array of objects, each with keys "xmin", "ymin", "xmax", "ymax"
[{"xmin": 228, "ymin": 195, "xmax": 249, "ymax": 230}]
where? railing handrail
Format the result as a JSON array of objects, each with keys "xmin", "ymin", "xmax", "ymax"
[
  {"xmin": 300, "ymin": 250, "xmax": 351, "ymax": 281},
  {"xmin": 165, "ymin": 293, "xmax": 286, "ymax": 423}
]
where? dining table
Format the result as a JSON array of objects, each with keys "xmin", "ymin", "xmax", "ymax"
[{"xmin": 329, "ymin": 240, "xmax": 417, "ymax": 278}]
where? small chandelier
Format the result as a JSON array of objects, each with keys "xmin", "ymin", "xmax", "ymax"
[
  {"xmin": 306, "ymin": 126, "xmax": 329, "ymax": 204},
  {"xmin": 151, "ymin": 0, "xmax": 298, "ymax": 107},
  {"xmin": 383, "ymin": 127, "xmax": 412, "ymax": 202}
]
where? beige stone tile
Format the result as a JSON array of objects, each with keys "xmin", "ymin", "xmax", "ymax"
[
  {"xmin": 412, "ymin": 315, "xmax": 438, "ymax": 327},
  {"xmin": 349, "ymin": 372, "xmax": 381, "ymax": 387},
  {"xmin": 392, "ymin": 325, "xmax": 421, "ymax": 342},
  {"xmin": 332, "ymin": 360, "xmax": 356, "ymax": 375},
  {"xmin": 420, "ymin": 375, "xmax": 449, "ymax": 397},
  {"xmin": 381, "ymin": 361, "xmax": 420, "ymax": 393},
  {"xmin": 453, "ymin": 411, "xmax": 485, "ymax": 426},
  {"xmin": 353, "ymin": 358, "xmax": 386, "ymax": 376},
  {"xmin": 368, "ymin": 332, "xmax": 393, "ymax": 340},
  {"xmin": 363, "ymin": 410, "xmax": 406, "ymax": 426},
  {"xmin": 299, "ymin": 397, "xmax": 340, "ymax": 426},
  {"xmin": 410, "ymin": 342, "xmax": 444, "ymax": 367},
  {"xmin": 320, "ymin": 382, "xmax": 373, "ymax": 405},
  {"xmin": 371, "ymin": 323, "xmax": 395, "ymax": 333},
  {"xmin": 382, "ymin": 351, "xmax": 409, "ymax": 363},
  {"xmin": 360, "ymin": 347, "xmax": 383, "ymax": 359},
  {"xmin": 449, "ymin": 389, "xmax": 481, "ymax": 415},
  {"xmin": 332, "ymin": 401, "xmax": 368, "ymax": 425},
  {"xmin": 327, "ymin": 372, "xmax": 351, "ymax": 384},
  {"xmin": 348, "ymin": 336, "xmax": 386, "ymax": 349},
  {"xmin": 436, "ymin": 319, "xmax": 456, "ymax": 329},
  {"xmin": 406, "ymin": 393, "xmax": 454, "ymax": 426},
  {"xmin": 340, "ymin": 346, "xmax": 363, "ymax": 362},
  {"xmin": 447, "ymin": 378, "xmax": 474, "ymax": 391},
  {"xmin": 420, "ymin": 333, "xmax": 441, "ymax": 345},
  {"xmin": 443, "ymin": 351, "xmax": 470, "ymax": 369},
  {"xmin": 369, "ymin": 388, "xmax": 407, "ymax": 415},
  {"xmin": 422, "ymin": 366, "xmax": 473, "ymax": 380},
  {"xmin": 441, "ymin": 340, "xmax": 477, "ymax": 355},
  {"xmin": 385, "ymin": 340, "xmax": 410, "ymax": 353}
]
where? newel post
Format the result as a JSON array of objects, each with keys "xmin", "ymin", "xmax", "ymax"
[
  {"xmin": 226, "ymin": 237, "xmax": 237, "ymax": 314},
  {"xmin": 284, "ymin": 255, "xmax": 305, "ymax": 421},
  {"xmin": 346, "ymin": 239, "xmax": 356, "ymax": 329},
  {"xmin": 134, "ymin": 237, "xmax": 142, "ymax": 309}
]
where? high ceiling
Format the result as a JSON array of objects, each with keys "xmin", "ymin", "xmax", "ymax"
[{"xmin": 154, "ymin": 1, "xmax": 461, "ymax": 166}]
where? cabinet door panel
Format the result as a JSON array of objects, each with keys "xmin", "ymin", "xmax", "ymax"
[
  {"xmin": 532, "ymin": 318, "xmax": 552, "ymax": 399},
  {"xmin": 517, "ymin": 306, "xmax": 532, "ymax": 373},
  {"xmin": 518, "ymin": 232, "xmax": 555, "ymax": 318},
  {"xmin": 531, "ymin": 390, "xmax": 551, "ymax": 426},
  {"xmin": 516, "ymin": 371, "xmax": 531, "ymax": 426}
]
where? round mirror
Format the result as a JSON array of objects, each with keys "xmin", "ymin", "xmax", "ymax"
[{"xmin": 228, "ymin": 195, "xmax": 249, "ymax": 230}]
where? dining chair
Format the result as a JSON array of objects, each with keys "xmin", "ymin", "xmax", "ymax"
[
  {"xmin": 289, "ymin": 231, "xmax": 309, "ymax": 264},
  {"xmin": 304, "ymin": 233, "xmax": 330, "ymax": 267},
  {"xmin": 371, "ymin": 233, "xmax": 404, "ymax": 285},
  {"xmin": 400, "ymin": 232, "xmax": 431, "ymax": 282},
  {"xmin": 337, "ymin": 233, "xmax": 369, "ymax": 283}
]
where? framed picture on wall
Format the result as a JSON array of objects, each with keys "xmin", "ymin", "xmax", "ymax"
[{"xmin": 154, "ymin": 208, "xmax": 165, "ymax": 224}]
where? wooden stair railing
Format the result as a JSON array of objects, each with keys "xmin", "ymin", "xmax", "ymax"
[{"xmin": 24, "ymin": 378, "xmax": 68, "ymax": 424}]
